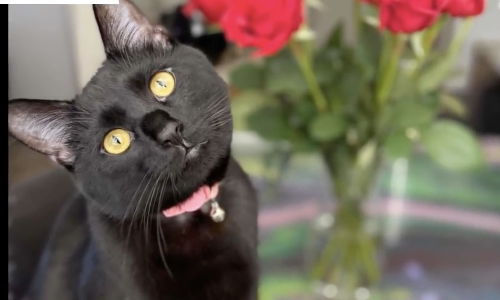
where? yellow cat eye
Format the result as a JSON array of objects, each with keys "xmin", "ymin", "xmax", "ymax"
[
  {"xmin": 149, "ymin": 71, "xmax": 175, "ymax": 98},
  {"xmin": 102, "ymin": 129, "xmax": 131, "ymax": 155}
]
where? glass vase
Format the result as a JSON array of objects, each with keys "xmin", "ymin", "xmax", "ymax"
[{"xmin": 304, "ymin": 144, "xmax": 385, "ymax": 300}]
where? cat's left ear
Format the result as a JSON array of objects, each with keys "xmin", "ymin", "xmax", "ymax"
[
  {"xmin": 93, "ymin": 0, "xmax": 171, "ymax": 57},
  {"xmin": 8, "ymin": 100, "xmax": 75, "ymax": 166}
]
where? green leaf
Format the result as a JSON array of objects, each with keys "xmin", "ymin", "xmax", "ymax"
[
  {"xmin": 381, "ymin": 98, "xmax": 436, "ymax": 131},
  {"xmin": 229, "ymin": 63, "xmax": 265, "ymax": 90},
  {"xmin": 383, "ymin": 131, "xmax": 413, "ymax": 159},
  {"xmin": 313, "ymin": 49, "xmax": 342, "ymax": 85},
  {"xmin": 289, "ymin": 99, "xmax": 316, "ymax": 127},
  {"xmin": 391, "ymin": 70, "xmax": 418, "ymax": 99},
  {"xmin": 289, "ymin": 134, "xmax": 317, "ymax": 153},
  {"xmin": 420, "ymin": 120, "xmax": 484, "ymax": 171},
  {"xmin": 360, "ymin": 1, "xmax": 379, "ymax": 21},
  {"xmin": 247, "ymin": 105, "xmax": 293, "ymax": 141},
  {"xmin": 230, "ymin": 90, "xmax": 273, "ymax": 131},
  {"xmin": 325, "ymin": 22, "xmax": 343, "ymax": 49},
  {"xmin": 338, "ymin": 62, "xmax": 365, "ymax": 112},
  {"xmin": 439, "ymin": 93, "xmax": 467, "ymax": 118},
  {"xmin": 308, "ymin": 113, "xmax": 347, "ymax": 142},
  {"xmin": 264, "ymin": 49, "xmax": 308, "ymax": 96},
  {"xmin": 355, "ymin": 22, "xmax": 383, "ymax": 78},
  {"xmin": 416, "ymin": 53, "xmax": 454, "ymax": 93},
  {"xmin": 355, "ymin": 140, "xmax": 377, "ymax": 171}
]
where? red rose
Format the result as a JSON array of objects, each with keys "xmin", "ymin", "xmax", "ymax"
[
  {"xmin": 437, "ymin": 0, "xmax": 484, "ymax": 17},
  {"xmin": 219, "ymin": 0, "xmax": 303, "ymax": 57},
  {"xmin": 361, "ymin": 0, "xmax": 441, "ymax": 34},
  {"xmin": 182, "ymin": 0, "xmax": 229, "ymax": 24}
]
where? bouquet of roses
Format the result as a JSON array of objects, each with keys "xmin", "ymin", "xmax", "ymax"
[{"xmin": 183, "ymin": 0, "xmax": 486, "ymax": 296}]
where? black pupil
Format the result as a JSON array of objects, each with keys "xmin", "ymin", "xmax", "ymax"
[
  {"xmin": 112, "ymin": 136, "xmax": 121, "ymax": 145},
  {"xmin": 156, "ymin": 80, "xmax": 167, "ymax": 88}
]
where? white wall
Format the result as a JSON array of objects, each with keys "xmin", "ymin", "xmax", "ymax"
[
  {"xmin": 8, "ymin": 5, "xmax": 78, "ymax": 100},
  {"xmin": 8, "ymin": 0, "xmax": 160, "ymax": 99},
  {"xmin": 66, "ymin": 5, "xmax": 106, "ymax": 90}
]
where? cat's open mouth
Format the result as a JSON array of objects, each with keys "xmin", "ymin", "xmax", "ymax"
[{"xmin": 162, "ymin": 184, "xmax": 219, "ymax": 218}]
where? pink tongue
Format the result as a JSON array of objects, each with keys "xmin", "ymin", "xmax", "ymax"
[{"xmin": 163, "ymin": 185, "xmax": 212, "ymax": 218}]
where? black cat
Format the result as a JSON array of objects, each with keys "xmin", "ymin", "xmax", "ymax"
[{"xmin": 8, "ymin": 2, "xmax": 258, "ymax": 300}]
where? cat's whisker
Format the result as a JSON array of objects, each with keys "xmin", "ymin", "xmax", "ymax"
[
  {"xmin": 201, "ymin": 95, "xmax": 227, "ymax": 119},
  {"xmin": 210, "ymin": 117, "xmax": 232, "ymax": 129},
  {"xmin": 210, "ymin": 106, "xmax": 230, "ymax": 121},
  {"xmin": 156, "ymin": 176, "xmax": 174, "ymax": 279},
  {"xmin": 200, "ymin": 90, "xmax": 225, "ymax": 115},
  {"xmin": 212, "ymin": 115, "xmax": 232, "ymax": 123},
  {"xmin": 170, "ymin": 173, "xmax": 180, "ymax": 197},
  {"xmin": 70, "ymin": 118, "xmax": 94, "ymax": 122},
  {"xmin": 204, "ymin": 96, "xmax": 228, "ymax": 117},
  {"xmin": 126, "ymin": 175, "xmax": 153, "ymax": 253},
  {"xmin": 143, "ymin": 173, "xmax": 163, "ymax": 249},
  {"xmin": 120, "ymin": 171, "xmax": 150, "ymax": 236},
  {"xmin": 195, "ymin": 100, "xmax": 229, "ymax": 129}
]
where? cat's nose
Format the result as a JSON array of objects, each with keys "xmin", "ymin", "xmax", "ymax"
[
  {"xmin": 157, "ymin": 120, "xmax": 183, "ymax": 146},
  {"xmin": 141, "ymin": 110, "xmax": 189, "ymax": 148}
]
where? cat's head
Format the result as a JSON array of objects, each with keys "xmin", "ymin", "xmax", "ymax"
[{"xmin": 8, "ymin": 1, "xmax": 232, "ymax": 219}]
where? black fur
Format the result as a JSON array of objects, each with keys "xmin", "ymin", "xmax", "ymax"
[{"xmin": 8, "ymin": 2, "xmax": 258, "ymax": 300}]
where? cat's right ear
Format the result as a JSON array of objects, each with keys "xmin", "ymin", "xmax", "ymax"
[
  {"xmin": 8, "ymin": 100, "xmax": 75, "ymax": 166},
  {"xmin": 93, "ymin": 0, "xmax": 171, "ymax": 57}
]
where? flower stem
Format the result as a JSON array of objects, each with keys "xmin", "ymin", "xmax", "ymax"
[
  {"xmin": 449, "ymin": 17, "xmax": 473, "ymax": 57},
  {"xmin": 422, "ymin": 15, "xmax": 446, "ymax": 55},
  {"xmin": 289, "ymin": 40, "xmax": 328, "ymax": 112},
  {"xmin": 376, "ymin": 34, "xmax": 406, "ymax": 108},
  {"xmin": 352, "ymin": 0, "xmax": 362, "ymax": 39}
]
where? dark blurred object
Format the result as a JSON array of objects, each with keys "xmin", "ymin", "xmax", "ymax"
[
  {"xmin": 160, "ymin": 6, "xmax": 228, "ymax": 65},
  {"xmin": 9, "ymin": 168, "xmax": 76, "ymax": 300},
  {"xmin": 476, "ymin": 81, "xmax": 500, "ymax": 135},
  {"xmin": 466, "ymin": 41, "xmax": 500, "ymax": 135}
]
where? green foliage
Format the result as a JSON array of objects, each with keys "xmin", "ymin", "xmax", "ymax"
[
  {"xmin": 313, "ymin": 48, "xmax": 343, "ymax": 86},
  {"xmin": 420, "ymin": 120, "xmax": 484, "ymax": 171},
  {"xmin": 308, "ymin": 113, "xmax": 347, "ymax": 142},
  {"xmin": 325, "ymin": 22, "xmax": 343, "ymax": 49},
  {"xmin": 355, "ymin": 22, "xmax": 383, "ymax": 80},
  {"xmin": 416, "ymin": 52, "xmax": 454, "ymax": 93},
  {"xmin": 382, "ymin": 130, "xmax": 413, "ymax": 159},
  {"xmin": 391, "ymin": 69, "xmax": 418, "ymax": 99},
  {"xmin": 379, "ymin": 96, "xmax": 437, "ymax": 132},
  {"xmin": 337, "ymin": 62, "xmax": 366, "ymax": 112},
  {"xmin": 289, "ymin": 99, "xmax": 316, "ymax": 127},
  {"xmin": 264, "ymin": 49, "xmax": 308, "ymax": 97},
  {"xmin": 289, "ymin": 134, "xmax": 318, "ymax": 153},
  {"xmin": 228, "ymin": 11, "xmax": 483, "ymax": 186},
  {"xmin": 230, "ymin": 63, "xmax": 265, "ymax": 90},
  {"xmin": 259, "ymin": 274, "xmax": 309, "ymax": 300},
  {"xmin": 247, "ymin": 105, "xmax": 293, "ymax": 141},
  {"xmin": 230, "ymin": 90, "xmax": 273, "ymax": 131},
  {"xmin": 439, "ymin": 93, "xmax": 467, "ymax": 118}
]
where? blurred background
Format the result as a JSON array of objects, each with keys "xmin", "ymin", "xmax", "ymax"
[{"xmin": 8, "ymin": 1, "xmax": 500, "ymax": 300}]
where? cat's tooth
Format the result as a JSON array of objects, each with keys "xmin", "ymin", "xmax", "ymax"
[{"xmin": 210, "ymin": 184, "xmax": 219, "ymax": 199}]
